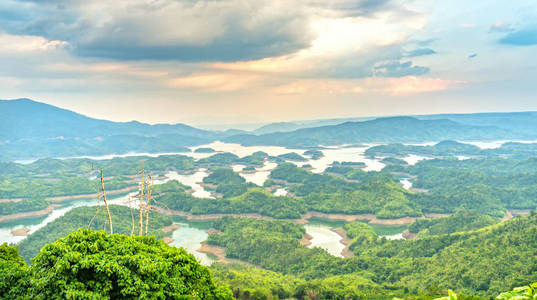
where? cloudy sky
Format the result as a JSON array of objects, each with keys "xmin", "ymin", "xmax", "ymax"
[{"xmin": 1, "ymin": 0, "xmax": 536, "ymax": 127}]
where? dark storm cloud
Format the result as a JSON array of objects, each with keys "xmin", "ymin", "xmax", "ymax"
[
  {"xmin": 1, "ymin": 0, "xmax": 316, "ymax": 62},
  {"xmin": 499, "ymin": 26, "xmax": 537, "ymax": 46}
]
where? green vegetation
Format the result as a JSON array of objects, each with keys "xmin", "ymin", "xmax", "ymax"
[
  {"xmin": 206, "ymin": 214, "xmax": 537, "ymax": 297},
  {"xmin": 0, "ymin": 155, "xmax": 197, "ymax": 201},
  {"xmin": 237, "ymin": 151, "xmax": 268, "ymax": 166},
  {"xmin": 366, "ymin": 141, "xmax": 482, "ymax": 158},
  {"xmin": 151, "ymin": 179, "xmax": 190, "ymax": 195},
  {"xmin": 155, "ymin": 187, "xmax": 306, "ymax": 218},
  {"xmin": 203, "ymin": 168, "xmax": 251, "ymax": 197},
  {"xmin": 304, "ymin": 178, "xmax": 421, "ymax": 218},
  {"xmin": 408, "ymin": 210, "xmax": 499, "ymax": 236},
  {"xmin": 303, "ymin": 150, "xmax": 324, "ymax": 160},
  {"xmin": 194, "ymin": 147, "xmax": 216, "ymax": 153},
  {"xmin": 0, "ymin": 198, "xmax": 49, "ymax": 216},
  {"xmin": 198, "ymin": 153, "xmax": 239, "ymax": 165},
  {"xmin": 383, "ymin": 156, "xmax": 537, "ymax": 217},
  {"xmin": 154, "ymin": 163, "xmax": 427, "ymax": 220},
  {"xmin": 0, "ymin": 243, "xmax": 29, "ymax": 299},
  {"xmin": 497, "ymin": 282, "xmax": 537, "ymax": 299},
  {"xmin": 277, "ymin": 152, "xmax": 308, "ymax": 162},
  {"xmin": 2, "ymin": 230, "xmax": 232, "ymax": 299},
  {"xmin": 331, "ymin": 161, "xmax": 366, "ymax": 167},
  {"xmin": 269, "ymin": 163, "xmax": 420, "ymax": 218},
  {"xmin": 270, "ymin": 162, "xmax": 312, "ymax": 183},
  {"xmin": 0, "ymin": 155, "xmax": 195, "ymax": 178},
  {"xmin": 18, "ymin": 205, "xmax": 173, "ymax": 261},
  {"xmin": 211, "ymin": 263, "xmax": 304, "ymax": 299},
  {"xmin": 382, "ymin": 157, "xmax": 409, "ymax": 165},
  {"xmin": 0, "ymin": 176, "xmax": 131, "ymax": 199}
]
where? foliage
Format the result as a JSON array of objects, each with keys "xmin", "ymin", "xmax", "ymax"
[
  {"xmin": 303, "ymin": 150, "xmax": 324, "ymax": 160},
  {"xmin": 408, "ymin": 210, "xmax": 498, "ymax": 236},
  {"xmin": 14, "ymin": 229, "xmax": 233, "ymax": 299},
  {"xmin": 206, "ymin": 214, "xmax": 537, "ymax": 297},
  {"xmin": 365, "ymin": 141, "xmax": 482, "ymax": 159},
  {"xmin": 237, "ymin": 151, "xmax": 268, "ymax": 166},
  {"xmin": 198, "ymin": 153, "xmax": 239, "ymax": 165},
  {"xmin": 0, "ymin": 243, "xmax": 29, "ymax": 298},
  {"xmin": 496, "ymin": 282, "xmax": 537, "ymax": 299},
  {"xmin": 0, "ymin": 176, "xmax": 131, "ymax": 199},
  {"xmin": 194, "ymin": 147, "xmax": 216, "ymax": 153},
  {"xmin": 211, "ymin": 263, "xmax": 304, "ymax": 299},
  {"xmin": 155, "ymin": 188, "xmax": 306, "ymax": 218},
  {"xmin": 151, "ymin": 179, "xmax": 190, "ymax": 195},
  {"xmin": 0, "ymin": 198, "xmax": 49, "ymax": 216},
  {"xmin": 277, "ymin": 152, "xmax": 308, "ymax": 162},
  {"xmin": 18, "ymin": 205, "xmax": 173, "ymax": 261}
]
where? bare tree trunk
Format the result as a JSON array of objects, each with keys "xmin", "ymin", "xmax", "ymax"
[
  {"xmin": 145, "ymin": 176, "xmax": 153, "ymax": 236},
  {"xmin": 129, "ymin": 195, "xmax": 135, "ymax": 235},
  {"xmin": 100, "ymin": 168, "xmax": 113, "ymax": 234},
  {"xmin": 139, "ymin": 162, "xmax": 145, "ymax": 235}
]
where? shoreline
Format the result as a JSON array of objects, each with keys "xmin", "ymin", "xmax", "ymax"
[
  {"xmin": 0, "ymin": 204, "xmax": 60, "ymax": 223},
  {"xmin": 0, "ymin": 185, "xmax": 139, "ymax": 204},
  {"xmin": 300, "ymin": 232, "xmax": 313, "ymax": 246},
  {"xmin": 47, "ymin": 185, "xmax": 139, "ymax": 202},
  {"xmin": 330, "ymin": 227, "xmax": 354, "ymax": 258},
  {"xmin": 197, "ymin": 241, "xmax": 252, "ymax": 266},
  {"xmin": 153, "ymin": 207, "xmax": 450, "ymax": 226},
  {"xmin": 402, "ymin": 229, "xmax": 418, "ymax": 239}
]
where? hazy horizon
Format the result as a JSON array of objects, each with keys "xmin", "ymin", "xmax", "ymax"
[{"xmin": 5, "ymin": 97, "xmax": 537, "ymax": 131}]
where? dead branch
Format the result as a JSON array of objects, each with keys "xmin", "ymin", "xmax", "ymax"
[{"xmin": 100, "ymin": 168, "xmax": 113, "ymax": 234}]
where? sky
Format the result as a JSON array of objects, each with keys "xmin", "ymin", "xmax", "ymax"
[{"xmin": 1, "ymin": 0, "xmax": 536, "ymax": 127}]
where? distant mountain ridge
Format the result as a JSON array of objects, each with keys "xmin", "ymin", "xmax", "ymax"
[
  {"xmin": 2, "ymin": 98, "xmax": 537, "ymax": 160},
  {"xmin": 0, "ymin": 98, "xmax": 219, "ymax": 161},
  {"xmin": 0, "ymin": 98, "xmax": 215, "ymax": 140},
  {"xmin": 224, "ymin": 116, "xmax": 535, "ymax": 147}
]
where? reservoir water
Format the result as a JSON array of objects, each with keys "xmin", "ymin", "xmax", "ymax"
[
  {"xmin": 304, "ymin": 223, "xmax": 346, "ymax": 257},
  {"xmin": 1, "ymin": 142, "xmax": 436, "ymax": 261}
]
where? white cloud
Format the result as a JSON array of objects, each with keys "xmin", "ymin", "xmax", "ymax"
[{"xmin": 0, "ymin": 32, "xmax": 67, "ymax": 53}]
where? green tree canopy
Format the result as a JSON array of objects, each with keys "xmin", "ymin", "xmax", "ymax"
[{"xmin": 26, "ymin": 229, "xmax": 232, "ymax": 299}]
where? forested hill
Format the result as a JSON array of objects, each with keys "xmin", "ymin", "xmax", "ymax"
[
  {"xmin": 418, "ymin": 111, "xmax": 537, "ymax": 136},
  {"xmin": 0, "ymin": 99, "xmax": 220, "ymax": 160},
  {"xmin": 224, "ymin": 116, "xmax": 530, "ymax": 147}
]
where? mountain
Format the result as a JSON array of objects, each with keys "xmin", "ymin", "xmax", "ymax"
[
  {"xmin": 251, "ymin": 111, "xmax": 537, "ymax": 136},
  {"xmin": 0, "ymin": 99, "xmax": 219, "ymax": 161},
  {"xmin": 417, "ymin": 111, "xmax": 537, "ymax": 136},
  {"xmin": 252, "ymin": 117, "xmax": 376, "ymax": 135},
  {"xmin": 253, "ymin": 122, "xmax": 303, "ymax": 134},
  {"xmin": 0, "ymin": 98, "xmax": 216, "ymax": 140},
  {"xmin": 225, "ymin": 116, "xmax": 532, "ymax": 147}
]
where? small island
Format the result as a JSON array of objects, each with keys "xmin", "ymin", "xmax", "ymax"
[{"xmin": 194, "ymin": 147, "xmax": 216, "ymax": 153}]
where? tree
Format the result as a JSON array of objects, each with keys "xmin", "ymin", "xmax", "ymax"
[{"xmin": 27, "ymin": 229, "xmax": 232, "ymax": 299}]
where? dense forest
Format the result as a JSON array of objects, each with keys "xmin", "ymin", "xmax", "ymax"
[
  {"xmin": 17, "ymin": 205, "xmax": 173, "ymax": 261},
  {"xmin": 206, "ymin": 214, "xmax": 537, "ymax": 298}
]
